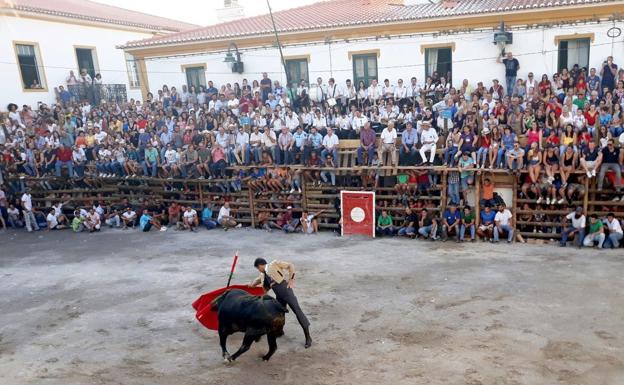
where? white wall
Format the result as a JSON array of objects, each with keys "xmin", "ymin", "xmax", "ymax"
[
  {"xmin": 0, "ymin": 15, "xmax": 151, "ymax": 108},
  {"xmin": 144, "ymin": 21, "xmax": 624, "ymax": 94}
]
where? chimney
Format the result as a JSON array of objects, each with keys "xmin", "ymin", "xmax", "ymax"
[{"xmin": 441, "ymin": 0, "xmax": 458, "ymax": 8}]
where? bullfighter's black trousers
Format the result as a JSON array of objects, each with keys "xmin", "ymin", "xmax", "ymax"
[{"xmin": 272, "ymin": 281, "xmax": 310, "ymax": 329}]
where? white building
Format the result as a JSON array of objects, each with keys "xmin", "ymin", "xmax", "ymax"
[
  {"xmin": 0, "ymin": 0, "xmax": 197, "ymax": 107},
  {"xmin": 121, "ymin": 0, "xmax": 624, "ymax": 97}
]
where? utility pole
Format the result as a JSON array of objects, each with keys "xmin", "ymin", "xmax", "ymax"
[{"xmin": 266, "ymin": 0, "xmax": 290, "ymax": 87}]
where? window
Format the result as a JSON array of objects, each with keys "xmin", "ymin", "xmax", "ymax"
[
  {"xmin": 352, "ymin": 53, "xmax": 378, "ymax": 87},
  {"xmin": 558, "ymin": 38, "xmax": 590, "ymax": 72},
  {"xmin": 285, "ymin": 58, "xmax": 309, "ymax": 86},
  {"xmin": 75, "ymin": 47, "xmax": 99, "ymax": 78},
  {"xmin": 425, "ymin": 47, "xmax": 452, "ymax": 80},
  {"xmin": 14, "ymin": 42, "xmax": 46, "ymax": 90},
  {"xmin": 125, "ymin": 53, "xmax": 141, "ymax": 88},
  {"xmin": 183, "ymin": 65, "xmax": 206, "ymax": 89}
]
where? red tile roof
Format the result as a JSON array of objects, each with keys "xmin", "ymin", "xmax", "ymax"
[
  {"xmin": 123, "ymin": 0, "xmax": 616, "ymax": 48},
  {"xmin": 1, "ymin": 0, "xmax": 199, "ymax": 33}
]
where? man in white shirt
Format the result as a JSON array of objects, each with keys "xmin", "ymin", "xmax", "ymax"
[
  {"xmin": 79, "ymin": 69, "xmax": 92, "ymax": 85},
  {"xmin": 180, "ymin": 85, "xmax": 190, "ymax": 104},
  {"xmin": 262, "ymin": 128, "xmax": 277, "ymax": 161},
  {"xmin": 409, "ymin": 77, "xmax": 422, "ymax": 102},
  {"xmin": 121, "ymin": 207, "xmax": 137, "ymax": 229},
  {"xmin": 72, "ymin": 146, "xmax": 87, "ymax": 177},
  {"xmin": 208, "ymin": 94, "xmax": 218, "ymax": 112},
  {"xmin": 21, "ymin": 189, "xmax": 39, "ymax": 232},
  {"xmin": 382, "ymin": 79, "xmax": 394, "ymax": 100},
  {"xmin": 394, "ymin": 78, "xmax": 408, "ymax": 106},
  {"xmin": 321, "ymin": 127, "xmax": 339, "ymax": 161},
  {"xmin": 197, "ymin": 88, "xmax": 207, "ymax": 105},
  {"xmin": 163, "ymin": 143, "xmax": 179, "ymax": 178},
  {"xmin": 309, "ymin": 77, "xmax": 325, "ymax": 104},
  {"xmin": 182, "ymin": 206, "xmax": 199, "ymax": 232},
  {"xmin": 234, "ymin": 127, "xmax": 250, "ymax": 165},
  {"xmin": 270, "ymin": 109, "xmax": 283, "ymax": 133},
  {"xmin": 367, "ymin": 79, "xmax": 381, "ymax": 105},
  {"xmin": 603, "ymin": 212, "xmax": 623, "ymax": 248},
  {"xmin": 351, "ymin": 110, "xmax": 368, "ymax": 134},
  {"xmin": 94, "ymin": 127, "xmax": 107, "ymax": 145},
  {"xmin": 378, "ymin": 122, "xmax": 398, "ymax": 166},
  {"xmin": 284, "ymin": 110, "xmax": 300, "ymax": 132},
  {"xmin": 51, "ymin": 201, "xmax": 68, "ymax": 226},
  {"xmin": 227, "ymin": 94, "xmax": 240, "ymax": 116},
  {"xmin": 482, "ymin": 93, "xmax": 496, "ymax": 114},
  {"xmin": 46, "ymin": 210, "xmax": 59, "ymax": 230},
  {"xmin": 326, "ymin": 77, "xmax": 340, "ymax": 105},
  {"xmin": 249, "ymin": 126, "xmax": 263, "ymax": 163},
  {"xmin": 296, "ymin": 80, "xmax": 308, "ymax": 98},
  {"xmin": 252, "ymin": 111, "xmax": 267, "ymax": 129},
  {"xmin": 312, "ymin": 110, "xmax": 327, "ymax": 132},
  {"xmin": 342, "ymin": 79, "xmax": 356, "ymax": 111},
  {"xmin": 218, "ymin": 201, "xmax": 239, "ymax": 229},
  {"xmin": 214, "ymin": 127, "xmax": 229, "ymax": 149},
  {"xmin": 418, "ymin": 121, "xmax": 439, "ymax": 164},
  {"xmin": 493, "ymin": 204, "xmax": 514, "ymax": 243},
  {"xmin": 335, "ymin": 113, "xmax": 353, "ymax": 139}
]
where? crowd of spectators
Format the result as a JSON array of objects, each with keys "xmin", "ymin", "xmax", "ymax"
[{"xmin": 0, "ymin": 53, "xmax": 623, "ymax": 247}]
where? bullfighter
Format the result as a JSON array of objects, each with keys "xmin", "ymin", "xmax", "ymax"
[{"xmin": 249, "ymin": 258, "xmax": 312, "ymax": 348}]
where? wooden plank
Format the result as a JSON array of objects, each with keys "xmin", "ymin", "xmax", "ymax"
[
  {"xmin": 519, "ymin": 232, "xmax": 561, "ymax": 239},
  {"xmin": 584, "ymin": 176, "xmax": 590, "ymax": 214},
  {"xmin": 248, "ymin": 189, "xmax": 256, "ymax": 228},
  {"xmin": 475, "ymin": 172, "xmax": 481, "ymax": 226},
  {"xmin": 512, "ymin": 176, "xmax": 518, "ymax": 243},
  {"xmin": 440, "ymin": 170, "xmax": 448, "ymax": 214},
  {"xmin": 301, "ymin": 176, "xmax": 308, "ymax": 211}
]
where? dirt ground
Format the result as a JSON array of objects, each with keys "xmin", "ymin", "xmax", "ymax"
[{"xmin": 0, "ymin": 229, "xmax": 623, "ymax": 385}]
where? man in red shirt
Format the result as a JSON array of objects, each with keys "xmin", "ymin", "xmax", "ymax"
[
  {"xmin": 136, "ymin": 114, "xmax": 148, "ymax": 130},
  {"xmin": 55, "ymin": 143, "xmax": 74, "ymax": 178}
]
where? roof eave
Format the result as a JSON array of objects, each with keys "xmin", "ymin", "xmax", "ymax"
[
  {"xmin": 121, "ymin": 1, "xmax": 620, "ymax": 52},
  {"xmin": 1, "ymin": 6, "xmax": 196, "ymax": 34},
  {"xmin": 121, "ymin": 1, "xmax": 619, "ymax": 50}
]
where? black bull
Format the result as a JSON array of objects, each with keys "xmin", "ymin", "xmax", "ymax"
[{"xmin": 211, "ymin": 289, "xmax": 288, "ymax": 361}]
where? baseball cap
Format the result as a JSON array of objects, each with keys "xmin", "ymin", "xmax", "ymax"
[{"xmin": 575, "ymin": 206, "xmax": 583, "ymax": 213}]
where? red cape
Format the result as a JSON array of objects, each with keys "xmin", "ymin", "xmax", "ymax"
[{"xmin": 192, "ymin": 285, "xmax": 265, "ymax": 330}]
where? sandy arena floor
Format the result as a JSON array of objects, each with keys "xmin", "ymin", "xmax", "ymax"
[{"xmin": 0, "ymin": 229, "xmax": 623, "ymax": 385}]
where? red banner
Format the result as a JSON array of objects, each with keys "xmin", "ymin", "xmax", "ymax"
[{"xmin": 341, "ymin": 191, "xmax": 375, "ymax": 237}]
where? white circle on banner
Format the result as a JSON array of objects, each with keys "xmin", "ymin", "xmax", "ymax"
[{"xmin": 350, "ymin": 207, "xmax": 365, "ymax": 223}]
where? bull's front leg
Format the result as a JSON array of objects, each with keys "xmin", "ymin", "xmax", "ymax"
[
  {"xmin": 262, "ymin": 332, "xmax": 278, "ymax": 361},
  {"xmin": 219, "ymin": 328, "xmax": 231, "ymax": 362},
  {"xmin": 229, "ymin": 333, "xmax": 257, "ymax": 361}
]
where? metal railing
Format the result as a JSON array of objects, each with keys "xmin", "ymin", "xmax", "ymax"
[{"xmin": 67, "ymin": 84, "xmax": 127, "ymax": 105}]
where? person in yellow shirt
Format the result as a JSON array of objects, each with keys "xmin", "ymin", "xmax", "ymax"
[
  {"xmin": 110, "ymin": 116, "xmax": 122, "ymax": 133},
  {"xmin": 250, "ymin": 258, "xmax": 312, "ymax": 348},
  {"xmin": 85, "ymin": 130, "xmax": 96, "ymax": 147}
]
